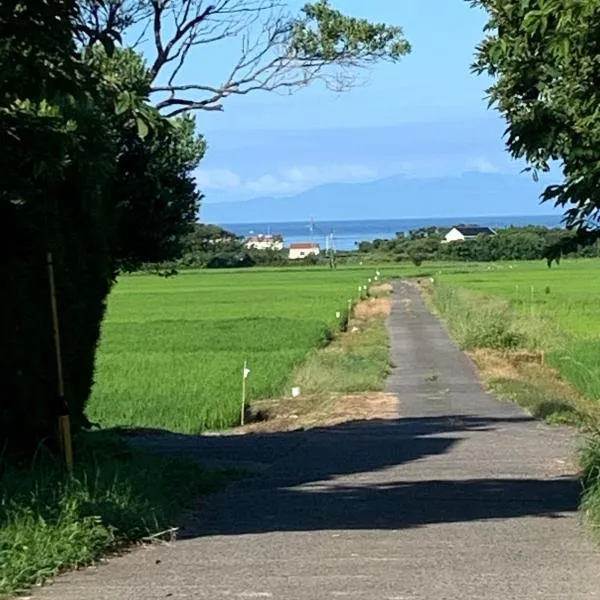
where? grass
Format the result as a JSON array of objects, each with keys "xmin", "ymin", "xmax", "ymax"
[
  {"xmin": 0, "ymin": 432, "xmax": 242, "ymax": 598},
  {"xmin": 423, "ymin": 258, "xmax": 600, "ymax": 541},
  {"xmin": 428, "ymin": 259, "xmax": 600, "ymax": 402},
  {"xmin": 88, "ymin": 266, "xmax": 394, "ymax": 433},
  {"xmin": 291, "ymin": 294, "xmax": 392, "ymax": 396},
  {"xmin": 3, "ymin": 265, "xmax": 399, "ymax": 597}
]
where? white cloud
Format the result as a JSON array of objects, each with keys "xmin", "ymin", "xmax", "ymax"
[
  {"xmin": 195, "ymin": 168, "xmax": 241, "ymax": 190},
  {"xmin": 466, "ymin": 157, "xmax": 500, "ymax": 173},
  {"xmin": 197, "ymin": 163, "xmax": 380, "ymax": 198},
  {"xmin": 198, "ymin": 156, "xmax": 510, "ymax": 202}
]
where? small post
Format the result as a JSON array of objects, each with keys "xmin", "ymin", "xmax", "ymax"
[
  {"xmin": 241, "ymin": 361, "xmax": 250, "ymax": 426},
  {"xmin": 530, "ymin": 285, "xmax": 535, "ymax": 316},
  {"xmin": 47, "ymin": 252, "xmax": 73, "ymax": 473}
]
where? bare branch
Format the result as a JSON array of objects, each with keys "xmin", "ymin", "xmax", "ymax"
[{"xmin": 87, "ymin": 0, "xmax": 409, "ymax": 114}]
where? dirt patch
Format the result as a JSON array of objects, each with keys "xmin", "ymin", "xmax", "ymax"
[
  {"xmin": 354, "ymin": 295, "xmax": 391, "ymax": 320},
  {"xmin": 370, "ymin": 282, "xmax": 393, "ymax": 295},
  {"xmin": 237, "ymin": 392, "xmax": 399, "ymax": 434}
]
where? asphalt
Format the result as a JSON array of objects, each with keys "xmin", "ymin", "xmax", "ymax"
[{"xmin": 36, "ymin": 280, "xmax": 600, "ymax": 599}]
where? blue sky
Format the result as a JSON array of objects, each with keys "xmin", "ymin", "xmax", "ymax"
[{"xmin": 148, "ymin": 1, "xmax": 548, "ymax": 211}]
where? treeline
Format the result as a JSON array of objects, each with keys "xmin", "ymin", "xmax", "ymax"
[
  {"xmin": 140, "ymin": 224, "xmax": 329, "ymax": 272},
  {"xmin": 356, "ymin": 226, "xmax": 600, "ymax": 265}
]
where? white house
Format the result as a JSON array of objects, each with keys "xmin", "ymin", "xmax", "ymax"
[
  {"xmin": 288, "ymin": 242, "xmax": 321, "ymax": 260},
  {"xmin": 444, "ymin": 226, "xmax": 496, "ymax": 243},
  {"xmin": 243, "ymin": 234, "xmax": 284, "ymax": 251}
]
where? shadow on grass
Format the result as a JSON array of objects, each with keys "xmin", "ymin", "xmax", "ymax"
[
  {"xmin": 0, "ymin": 430, "xmax": 244, "ymax": 596},
  {"xmin": 489, "ymin": 377, "xmax": 586, "ymax": 427}
]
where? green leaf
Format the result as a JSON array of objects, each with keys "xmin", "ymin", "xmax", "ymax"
[
  {"xmin": 115, "ymin": 92, "xmax": 130, "ymax": 115},
  {"xmin": 136, "ymin": 117, "xmax": 149, "ymax": 139}
]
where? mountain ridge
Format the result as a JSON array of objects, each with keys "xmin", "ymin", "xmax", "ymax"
[{"xmin": 200, "ymin": 171, "xmax": 556, "ymax": 224}]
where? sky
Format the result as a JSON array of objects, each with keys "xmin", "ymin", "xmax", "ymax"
[{"xmin": 143, "ymin": 1, "xmax": 551, "ymax": 215}]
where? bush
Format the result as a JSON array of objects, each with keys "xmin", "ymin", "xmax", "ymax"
[{"xmin": 206, "ymin": 252, "xmax": 256, "ymax": 269}]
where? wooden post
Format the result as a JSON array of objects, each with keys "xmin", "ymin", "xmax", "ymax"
[
  {"xmin": 241, "ymin": 361, "xmax": 249, "ymax": 426},
  {"xmin": 47, "ymin": 252, "xmax": 73, "ymax": 473}
]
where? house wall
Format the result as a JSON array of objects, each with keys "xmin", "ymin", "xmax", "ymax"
[
  {"xmin": 244, "ymin": 240, "xmax": 284, "ymax": 251},
  {"xmin": 444, "ymin": 228, "xmax": 466, "ymax": 243},
  {"xmin": 289, "ymin": 246, "xmax": 320, "ymax": 260}
]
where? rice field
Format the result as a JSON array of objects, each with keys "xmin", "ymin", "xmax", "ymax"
[
  {"xmin": 87, "ymin": 266, "xmax": 387, "ymax": 433},
  {"xmin": 434, "ymin": 259, "xmax": 600, "ymax": 402}
]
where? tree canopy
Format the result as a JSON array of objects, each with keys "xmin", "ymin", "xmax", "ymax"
[
  {"xmin": 2, "ymin": 0, "xmax": 409, "ymax": 452},
  {"xmin": 81, "ymin": 0, "xmax": 411, "ymax": 115},
  {"xmin": 471, "ymin": 0, "xmax": 600, "ymax": 239}
]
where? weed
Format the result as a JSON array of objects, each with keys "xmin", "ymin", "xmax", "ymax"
[{"xmin": 0, "ymin": 432, "xmax": 242, "ymax": 597}]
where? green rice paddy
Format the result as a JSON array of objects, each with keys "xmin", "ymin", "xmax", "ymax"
[
  {"xmin": 434, "ymin": 259, "xmax": 600, "ymax": 402},
  {"xmin": 87, "ymin": 267, "xmax": 385, "ymax": 432}
]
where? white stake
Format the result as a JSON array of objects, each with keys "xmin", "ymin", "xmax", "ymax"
[{"xmin": 241, "ymin": 361, "xmax": 250, "ymax": 426}]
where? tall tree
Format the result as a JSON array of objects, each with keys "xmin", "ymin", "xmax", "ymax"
[
  {"xmin": 471, "ymin": 0, "xmax": 600, "ymax": 239},
  {"xmin": 80, "ymin": 0, "xmax": 411, "ymax": 114}
]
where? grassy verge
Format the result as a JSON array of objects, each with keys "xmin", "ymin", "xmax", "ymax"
[
  {"xmin": 0, "ymin": 432, "xmax": 242, "ymax": 598},
  {"xmin": 290, "ymin": 294, "xmax": 391, "ymax": 397},
  {"xmin": 244, "ymin": 286, "xmax": 394, "ymax": 432},
  {"xmin": 426, "ymin": 282, "xmax": 593, "ymax": 425},
  {"xmin": 425, "ymin": 280, "xmax": 600, "ymax": 541}
]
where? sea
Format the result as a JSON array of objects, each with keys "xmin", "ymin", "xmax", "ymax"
[{"xmin": 222, "ymin": 215, "xmax": 564, "ymax": 252}]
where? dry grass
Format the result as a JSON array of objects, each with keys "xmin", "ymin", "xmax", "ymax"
[
  {"xmin": 354, "ymin": 295, "xmax": 392, "ymax": 320},
  {"xmin": 469, "ymin": 347, "xmax": 598, "ymax": 427},
  {"xmin": 370, "ymin": 282, "xmax": 394, "ymax": 296}
]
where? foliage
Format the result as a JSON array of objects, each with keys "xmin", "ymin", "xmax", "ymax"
[
  {"xmin": 83, "ymin": 0, "xmax": 411, "ymax": 114},
  {"xmin": 471, "ymin": 0, "xmax": 600, "ymax": 245},
  {"xmin": 0, "ymin": 5, "xmax": 204, "ymax": 453},
  {"xmin": 357, "ymin": 225, "xmax": 600, "ymax": 264},
  {"xmin": 0, "ymin": 432, "xmax": 240, "ymax": 596},
  {"xmin": 1, "ymin": 0, "xmax": 119, "ymax": 448}
]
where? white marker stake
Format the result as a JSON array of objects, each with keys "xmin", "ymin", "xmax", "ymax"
[
  {"xmin": 336, "ymin": 311, "xmax": 341, "ymax": 319},
  {"xmin": 241, "ymin": 361, "xmax": 250, "ymax": 426}
]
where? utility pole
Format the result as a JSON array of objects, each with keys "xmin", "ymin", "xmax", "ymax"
[{"xmin": 328, "ymin": 230, "xmax": 337, "ymax": 269}]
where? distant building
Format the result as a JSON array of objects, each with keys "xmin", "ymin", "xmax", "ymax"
[
  {"xmin": 243, "ymin": 234, "xmax": 283, "ymax": 251},
  {"xmin": 444, "ymin": 226, "xmax": 496, "ymax": 243},
  {"xmin": 288, "ymin": 242, "xmax": 321, "ymax": 260}
]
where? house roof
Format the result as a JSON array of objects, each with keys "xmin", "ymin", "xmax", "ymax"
[
  {"xmin": 290, "ymin": 242, "xmax": 320, "ymax": 249},
  {"xmin": 451, "ymin": 226, "xmax": 495, "ymax": 237}
]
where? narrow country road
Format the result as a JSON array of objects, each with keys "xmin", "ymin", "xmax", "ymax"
[{"xmin": 37, "ymin": 281, "xmax": 600, "ymax": 600}]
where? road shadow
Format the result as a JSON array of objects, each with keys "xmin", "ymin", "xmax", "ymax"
[{"xmin": 118, "ymin": 413, "xmax": 581, "ymax": 538}]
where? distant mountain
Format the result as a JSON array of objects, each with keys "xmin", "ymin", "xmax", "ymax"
[{"xmin": 200, "ymin": 171, "xmax": 558, "ymax": 224}]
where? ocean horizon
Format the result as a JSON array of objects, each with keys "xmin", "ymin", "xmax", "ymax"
[{"xmin": 221, "ymin": 215, "xmax": 564, "ymax": 251}]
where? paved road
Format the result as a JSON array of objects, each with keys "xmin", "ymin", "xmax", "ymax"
[{"xmin": 37, "ymin": 281, "xmax": 600, "ymax": 599}]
